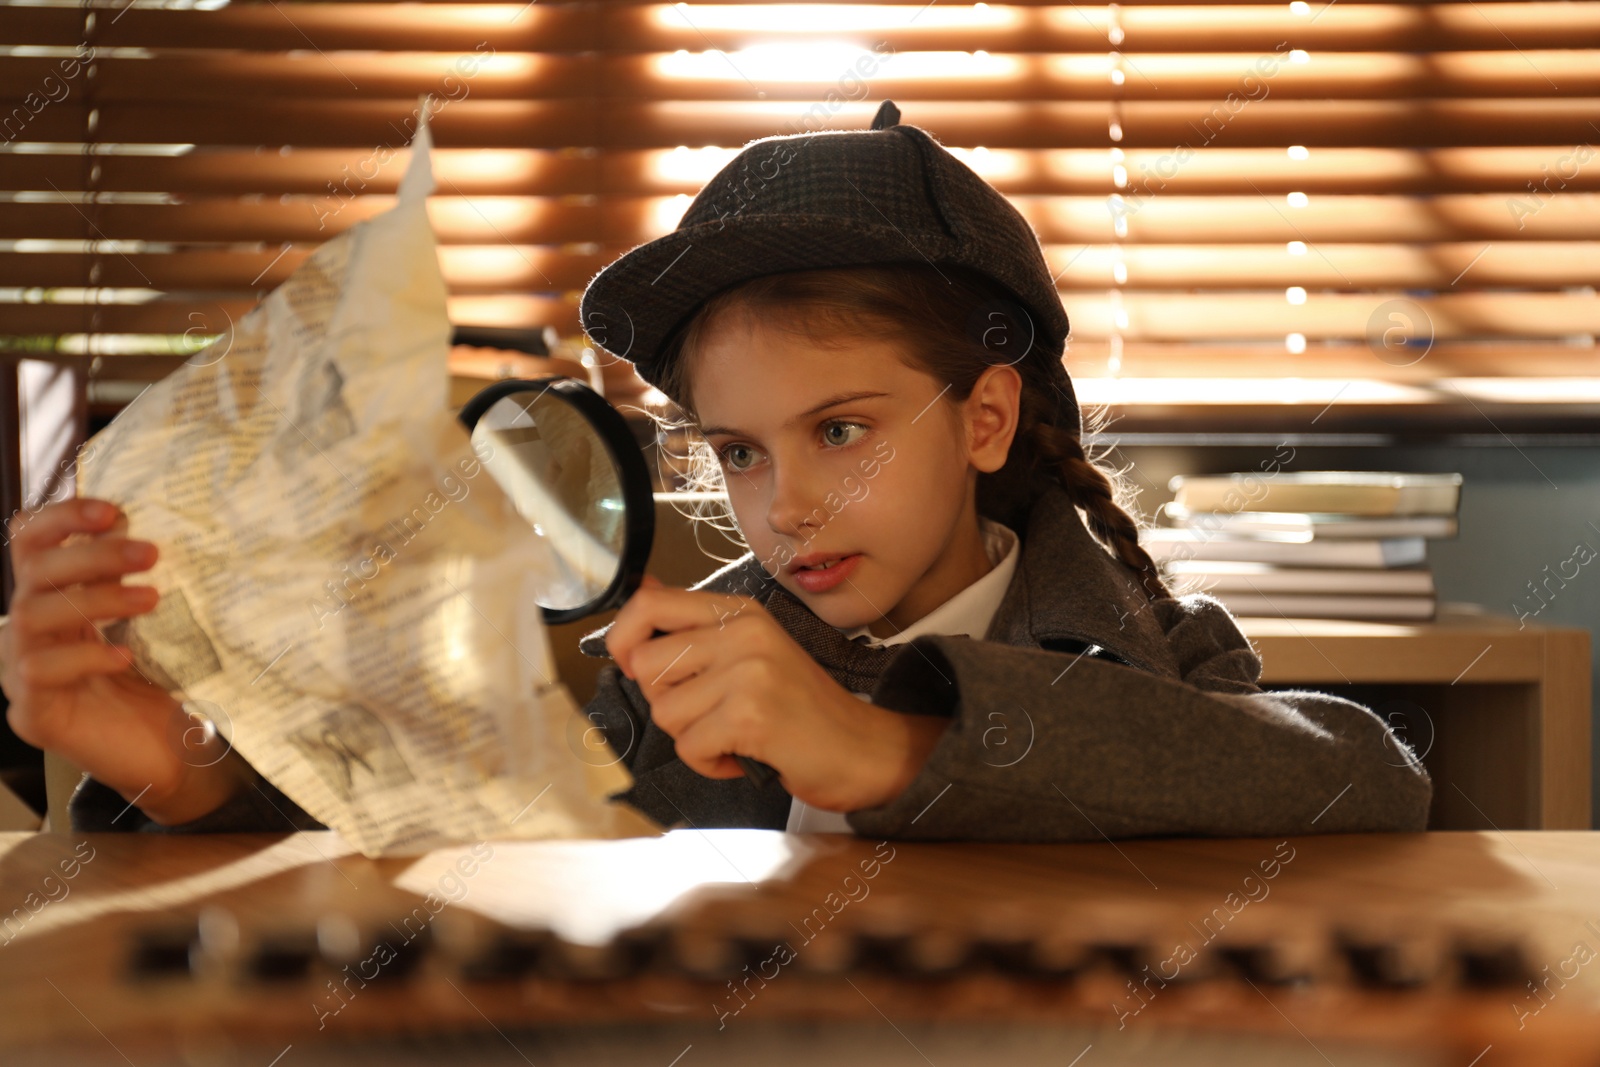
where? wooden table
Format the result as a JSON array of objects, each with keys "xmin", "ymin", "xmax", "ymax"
[
  {"xmin": 1239, "ymin": 606, "xmax": 1592, "ymax": 831},
  {"xmin": 3, "ymin": 829, "xmax": 1600, "ymax": 1066}
]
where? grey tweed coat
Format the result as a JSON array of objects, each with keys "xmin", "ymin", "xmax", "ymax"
[{"xmin": 571, "ymin": 484, "xmax": 1434, "ymax": 841}]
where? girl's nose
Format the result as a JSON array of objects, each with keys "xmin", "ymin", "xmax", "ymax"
[{"xmin": 764, "ymin": 461, "xmax": 825, "ymax": 540}]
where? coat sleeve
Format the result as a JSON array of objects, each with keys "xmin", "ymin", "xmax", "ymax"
[
  {"xmin": 844, "ymin": 593, "xmax": 1433, "ymax": 841},
  {"xmin": 68, "ymin": 762, "xmax": 326, "ymax": 834}
]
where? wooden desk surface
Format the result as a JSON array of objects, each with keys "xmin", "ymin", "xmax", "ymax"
[{"xmin": 4, "ymin": 829, "xmax": 1600, "ymax": 1065}]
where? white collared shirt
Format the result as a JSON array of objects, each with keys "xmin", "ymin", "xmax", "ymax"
[{"xmin": 785, "ymin": 516, "xmax": 1021, "ymax": 833}]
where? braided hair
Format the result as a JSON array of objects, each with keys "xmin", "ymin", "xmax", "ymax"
[{"xmin": 645, "ymin": 262, "xmax": 1174, "ymax": 603}]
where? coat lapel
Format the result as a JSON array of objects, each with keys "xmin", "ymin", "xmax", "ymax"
[
  {"xmin": 761, "ymin": 589, "xmax": 908, "ymax": 694},
  {"xmin": 991, "ymin": 487, "xmax": 1182, "ymax": 680}
]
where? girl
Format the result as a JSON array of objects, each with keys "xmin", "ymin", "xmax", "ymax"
[
  {"xmin": 571, "ymin": 103, "xmax": 1431, "ymax": 840},
  {"xmin": 1, "ymin": 103, "xmax": 1431, "ymax": 839}
]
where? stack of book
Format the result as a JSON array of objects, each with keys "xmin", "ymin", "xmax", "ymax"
[{"xmin": 1145, "ymin": 471, "xmax": 1464, "ymax": 621}]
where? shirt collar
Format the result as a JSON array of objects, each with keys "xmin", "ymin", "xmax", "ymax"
[{"xmin": 835, "ymin": 516, "xmax": 1020, "ymax": 648}]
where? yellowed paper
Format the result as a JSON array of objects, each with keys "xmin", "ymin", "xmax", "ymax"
[{"xmin": 76, "ymin": 123, "xmax": 657, "ymax": 855}]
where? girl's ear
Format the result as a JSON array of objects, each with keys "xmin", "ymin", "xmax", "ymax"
[{"xmin": 964, "ymin": 364, "xmax": 1023, "ymax": 474}]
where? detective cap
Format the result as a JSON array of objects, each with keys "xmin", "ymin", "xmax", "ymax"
[{"xmin": 579, "ymin": 100, "xmax": 1080, "ymax": 436}]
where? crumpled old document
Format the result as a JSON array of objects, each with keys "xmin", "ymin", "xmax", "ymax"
[{"xmin": 76, "ymin": 123, "xmax": 659, "ymax": 855}]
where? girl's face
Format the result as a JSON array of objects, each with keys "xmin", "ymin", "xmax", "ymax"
[{"xmin": 688, "ymin": 309, "xmax": 1019, "ymax": 637}]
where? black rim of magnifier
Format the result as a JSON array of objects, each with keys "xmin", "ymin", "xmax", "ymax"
[{"xmin": 457, "ymin": 376, "xmax": 655, "ymax": 627}]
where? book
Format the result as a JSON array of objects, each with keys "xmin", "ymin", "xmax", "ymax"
[
  {"xmin": 1141, "ymin": 529, "xmax": 1428, "ymax": 568},
  {"xmin": 1166, "ymin": 560, "xmax": 1436, "ymax": 596},
  {"xmin": 1163, "ymin": 505, "xmax": 1459, "ymax": 541},
  {"xmin": 1203, "ymin": 592, "xmax": 1438, "ymax": 622},
  {"xmin": 1169, "ymin": 471, "xmax": 1463, "ymax": 517}
]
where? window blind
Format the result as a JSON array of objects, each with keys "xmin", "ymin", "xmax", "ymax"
[{"xmin": 1, "ymin": 0, "xmax": 1596, "ymax": 432}]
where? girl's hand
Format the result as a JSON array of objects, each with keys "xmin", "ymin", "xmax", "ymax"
[
  {"xmin": 1, "ymin": 498, "xmax": 251, "ymax": 825},
  {"xmin": 604, "ymin": 574, "xmax": 949, "ymax": 813}
]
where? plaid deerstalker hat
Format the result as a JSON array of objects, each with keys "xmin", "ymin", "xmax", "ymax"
[{"xmin": 578, "ymin": 100, "xmax": 1080, "ymax": 436}]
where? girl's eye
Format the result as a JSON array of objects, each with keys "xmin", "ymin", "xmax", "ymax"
[
  {"xmin": 718, "ymin": 443, "xmax": 763, "ymax": 471},
  {"xmin": 822, "ymin": 421, "xmax": 867, "ymax": 448}
]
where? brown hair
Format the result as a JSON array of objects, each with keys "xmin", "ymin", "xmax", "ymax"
[{"xmin": 645, "ymin": 263, "xmax": 1173, "ymax": 602}]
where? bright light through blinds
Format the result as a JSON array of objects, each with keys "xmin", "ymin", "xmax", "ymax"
[
  {"xmin": 655, "ymin": 146, "xmax": 740, "ymax": 183},
  {"xmin": 654, "ymin": 3, "xmax": 1017, "ymax": 33},
  {"xmin": 659, "ymin": 46, "xmax": 1015, "ymax": 82},
  {"xmin": 652, "ymin": 143, "xmax": 1019, "ymax": 182},
  {"xmin": 0, "ymin": 0, "xmax": 1594, "ymax": 429},
  {"xmin": 944, "ymin": 145, "xmax": 1022, "ymax": 181}
]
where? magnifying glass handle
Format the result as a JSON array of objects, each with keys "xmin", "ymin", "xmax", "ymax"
[
  {"xmin": 735, "ymin": 755, "xmax": 779, "ymax": 789},
  {"xmin": 645, "ymin": 628, "xmax": 779, "ymax": 789}
]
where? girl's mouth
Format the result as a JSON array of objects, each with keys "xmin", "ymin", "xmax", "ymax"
[{"xmin": 791, "ymin": 553, "xmax": 862, "ymax": 593}]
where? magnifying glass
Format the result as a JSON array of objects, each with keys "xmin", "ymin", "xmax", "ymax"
[{"xmin": 457, "ymin": 377, "xmax": 780, "ymax": 790}]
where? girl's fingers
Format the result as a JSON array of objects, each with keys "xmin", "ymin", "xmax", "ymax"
[
  {"xmin": 9, "ymin": 640, "xmax": 133, "ymax": 695},
  {"xmin": 645, "ymin": 660, "xmax": 732, "ymax": 740},
  {"xmin": 605, "ymin": 585, "xmax": 756, "ymax": 670},
  {"xmin": 22, "ymin": 536, "xmax": 158, "ymax": 593},
  {"xmin": 6, "ymin": 498, "xmax": 120, "ymax": 558},
  {"xmin": 672, "ymin": 694, "xmax": 763, "ymax": 780},
  {"xmin": 627, "ymin": 628, "xmax": 714, "ymax": 695},
  {"xmin": 9, "ymin": 582, "xmax": 160, "ymax": 643},
  {"xmin": 604, "ymin": 585, "xmax": 692, "ymax": 666}
]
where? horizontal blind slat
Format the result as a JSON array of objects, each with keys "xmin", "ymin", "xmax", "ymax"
[
  {"xmin": 7, "ymin": 147, "xmax": 1598, "ymax": 197},
  {"xmin": 4, "ymin": 243, "xmax": 1594, "ymax": 290},
  {"xmin": 3, "ymin": 194, "xmax": 1593, "ymax": 243},
  {"xmin": 68, "ymin": 341, "xmax": 1600, "ymax": 384},
  {"xmin": 5, "ymin": 100, "xmax": 1595, "ymax": 148},
  {"xmin": 10, "ymin": 291, "xmax": 1591, "ymax": 340},
  {"xmin": 8, "ymin": 4, "xmax": 1598, "ymax": 53},
  {"xmin": 4, "ymin": 51, "xmax": 1597, "ymax": 102}
]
